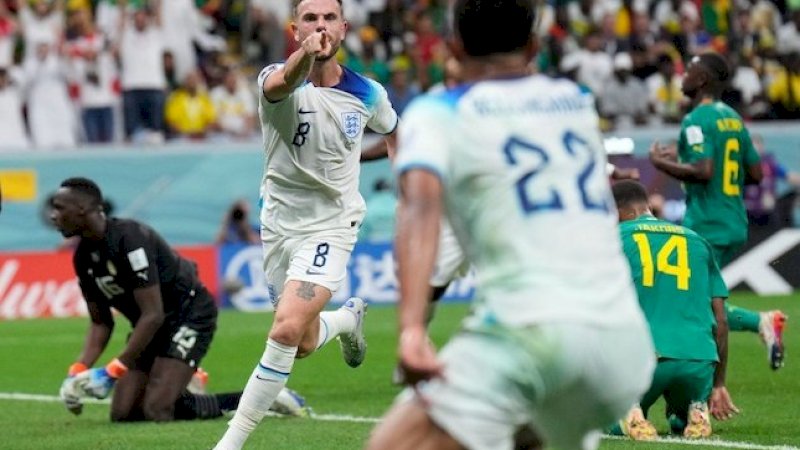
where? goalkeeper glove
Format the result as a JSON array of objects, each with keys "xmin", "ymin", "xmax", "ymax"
[
  {"xmin": 59, "ymin": 362, "xmax": 89, "ymax": 415},
  {"xmin": 77, "ymin": 358, "xmax": 128, "ymax": 400}
]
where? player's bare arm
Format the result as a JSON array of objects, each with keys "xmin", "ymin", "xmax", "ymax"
[
  {"xmin": 745, "ymin": 160, "xmax": 764, "ymax": 185},
  {"xmin": 77, "ymin": 300, "xmax": 115, "ymax": 367},
  {"xmin": 263, "ymin": 31, "xmax": 330, "ymax": 102},
  {"xmin": 649, "ymin": 141, "xmax": 713, "ymax": 182},
  {"xmin": 395, "ymin": 169, "xmax": 444, "ymax": 385},
  {"xmin": 117, "ymin": 284, "xmax": 166, "ymax": 367},
  {"xmin": 360, "ymin": 131, "xmax": 397, "ymax": 162},
  {"xmin": 709, "ymin": 297, "xmax": 739, "ymax": 421}
]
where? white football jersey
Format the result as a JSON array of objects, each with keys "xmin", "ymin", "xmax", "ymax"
[
  {"xmin": 257, "ymin": 64, "xmax": 398, "ymax": 233},
  {"xmin": 395, "ymin": 74, "xmax": 645, "ymax": 328}
]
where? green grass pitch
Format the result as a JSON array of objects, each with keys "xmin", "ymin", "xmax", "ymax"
[{"xmin": 0, "ymin": 293, "xmax": 797, "ymax": 449}]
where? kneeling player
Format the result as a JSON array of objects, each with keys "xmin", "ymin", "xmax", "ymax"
[
  {"xmin": 53, "ymin": 177, "xmax": 307, "ymax": 421},
  {"xmin": 610, "ymin": 181, "xmax": 739, "ymax": 439}
]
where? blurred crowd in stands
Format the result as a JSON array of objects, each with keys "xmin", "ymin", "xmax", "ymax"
[{"xmin": 3, "ymin": 0, "xmax": 800, "ymax": 150}]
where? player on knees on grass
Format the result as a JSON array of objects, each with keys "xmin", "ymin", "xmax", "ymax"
[
  {"xmin": 649, "ymin": 52, "xmax": 787, "ymax": 370},
  {"xmin": 52, "ymin": 177, "xmax": 307, "ymax": 421},
  {"xmin": 366, "ymin": 1, "xmax": 655, "ymax": 449},
  {"xmin": 213, "ymin": 0, "xmax": 398, "ymax": 448},
  {"xmin": 608, "ymin": 180, "xmax": 738, "ymax": 440}
]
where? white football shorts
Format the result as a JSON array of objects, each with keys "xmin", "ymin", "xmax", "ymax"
[
  {"xmin": 430, "ymin": 217, "xmax": 470, "ymax": 288},
  {"xmin": 405, "ymin": 322, "xmax": 655, "ymax": 450},
  {"xmin": 261, "ymin": 226, "xmax": 358, "ymax": 306}
]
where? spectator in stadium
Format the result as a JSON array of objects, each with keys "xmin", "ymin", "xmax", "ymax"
[
  {"xmin": 649, "ymin": 52, "xmax": 786, "ymax": 371},
  {"xmin": 729, "ymin": 53, "xmax": 768, "ymax": 119},
  {"xmin": 95, "ymin": 0, "xmax": 123, "ymax": 43},
  {"xmin": 345, "ymin": 25, "xmax": 390, "ymax": 84},
  {"xmin": 0, "ymin": 66, "xmax": 30, "ymax": 150},
  {"xmin": 52, "ymin": 177, "xmax": 309, "ymax": 422},
  {"xmin": 385, "ymin": 58, "xmax": 420, "ymax": 117},
  {"xmin": 646, "ymin": 52, "xmax": 683, "ymax": 123},
  {"xmin": 776, "ymin": 9, "xmax": 800, "ymax": 55},
  {"xmin": 212, "ymin": 0, "xmax": 397, "ymax": 447},
  {"xmin": 766, "ymin": 51, "xmax": 800, "ymax": 119},
  {"xmin": 65, "ymin": 8, "xmax": 118, "ymax": 144},
  {"xmin": 570, "ymin": 27, "xmax": 614, "ymax": 96},
  {"xmin": 160, "ymin": 0, "xmax": 226, "ymax": 83},
  {"xmin": 369, "ymin": 0, "xmax": 408, "ymax": 60},
  {"xmin": 209, "ymin": 66, "xmax": 256, "ymax": 140},
  {"xmin": 24, "ymin": 41, "xmax": 78, "ymax": 148},
  {"xmin": 244, "ymin": 0, "xmax": 289, "ymax": 66},
  {"xmin": 427, "ymin": 56, "xmax": 462, "ymax": 93},
  {"xmin": 367, "ymin": 1, "xmax": 654, "ymax": 450},
  {"xmin": 409, "ymin": 11, "xmax": 445, "ymax": 90},
  {"xmin": 600, "ymin": 52, "xmax": 650, "ymax": 128},
  {"xmin": 164, "ymin": 70, "xmax": 217, "ymax": 140},
  {"xmin": 620, "ymin": 9, "xmax": 658, "ymax": 53},
  {"xmin": 215, "ymin": 198, "xmax": 259, "ymax": 245},
  {"xmin": 608, "ymin": 180, "xmax": 736, "ymax": 440},
  {"xmin": 18, "ymin": 0, "xmax": 64, "ymax": 65},
  {"xmin": 116, "ymin": 0, "xmax": 167, "ymax": 143}
]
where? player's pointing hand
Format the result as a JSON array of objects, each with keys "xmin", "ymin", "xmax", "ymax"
[{"xmin": 302, "ymin": 31, "xmax": 330, "ymax": 58}]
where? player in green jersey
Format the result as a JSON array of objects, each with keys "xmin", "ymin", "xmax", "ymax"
[
  {"xmin": 610, "ymin": 180, "xmax": 738, "ymax": 440},
  {"xmin": 649, "ymin": 52, "xmax": 786, "ymax": 370}
]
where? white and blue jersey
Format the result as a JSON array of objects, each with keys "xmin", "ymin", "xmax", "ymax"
[
  {"xmin": 395, "ymin": 74, "xmax": 644, "ymax": 328},
  {"xmin": 257, "ymin": 64, "xmax": 398, "ymax": 234}
]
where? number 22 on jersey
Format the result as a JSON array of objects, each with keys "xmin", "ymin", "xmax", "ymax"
[
  {"xmin": 503, "ymin": 131, "xmax": 609, "ymax": 214},
  {"xmin": 632, "ymin": 233, "xmax": 691, "ymax": 291}
]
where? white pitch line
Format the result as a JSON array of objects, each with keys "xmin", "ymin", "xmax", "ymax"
[
  {"xmin": 1, "ymin": 393, "xmax": 796, "ymax": 450},
  {"xmin": 604, "ymin": 435, "xmax": 800, "ymax": 450},
  {"xmin": 0, "ymin": 392, "xmax": 110, "ymax": 404}
]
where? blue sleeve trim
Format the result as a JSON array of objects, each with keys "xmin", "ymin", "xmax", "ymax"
[
  {"xmin": 395, "ymin": 162, "xmax": 444, "ymax": 180},
  {"xmin": 334, "ymin": 66, "xmax": 377, "ymax": 110}
]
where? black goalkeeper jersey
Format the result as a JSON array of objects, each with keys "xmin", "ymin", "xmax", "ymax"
[{"xmin": 73, "ymin": 218, "xmax": 215, "ymax": 328}]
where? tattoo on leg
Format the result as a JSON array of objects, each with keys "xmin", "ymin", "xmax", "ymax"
[{"xmin": 296, "ymin": 281, "xmax": 317, "ymax": 301}]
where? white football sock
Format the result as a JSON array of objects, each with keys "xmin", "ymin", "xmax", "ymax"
[
  {"xmin": 316, "ymin": 308, "xmax": 357, "ymax": 349},
  {"xmin": 213, "ymin": 338, "xmax": 297, "ymax": 450}
]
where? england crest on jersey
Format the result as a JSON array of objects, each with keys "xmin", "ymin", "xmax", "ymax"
[{"xmin": 342, "ymin": 112, "xmax": 361, "ymax": 138}]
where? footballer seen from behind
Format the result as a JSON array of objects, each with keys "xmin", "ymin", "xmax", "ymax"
[
  {"xmin": 367, "ymin": 1, "xmax": 655, "ymax": 449},
  {"xmin": 609, "ymin": 180, "xmax": 737, "ymax": 441}
]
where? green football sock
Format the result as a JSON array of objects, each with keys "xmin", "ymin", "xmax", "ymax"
[
  {"xmin": 726, "ymin": 304, "xmax": 761, "ymax": 333},
  {"xmin": 606, "ymin": 423, "xmax": 624, "ymax": 436}
]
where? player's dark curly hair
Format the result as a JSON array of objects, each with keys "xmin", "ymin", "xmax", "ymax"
[
  {"xmin": 696, "ymin": 52, "xmax": 731, "ymax": 96},
  {"xmin": 453, "ymin": 0, "xmax": 537, "ymax": 57},
  {"xmin": 61, "ymin": 177, "xmax": 104, "ymax": 208},
  {"xmin": 612, "ymin": 180, "xmax": 649, "ymax": 210}
]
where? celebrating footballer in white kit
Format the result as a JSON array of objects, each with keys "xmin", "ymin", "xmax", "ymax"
[{"xmin": 213, "ymin": 0, "xmax": 397, "ymax": 449}]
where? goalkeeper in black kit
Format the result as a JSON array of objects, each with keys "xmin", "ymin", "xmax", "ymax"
[{"xmin": 52, "ymin": 177, "xmax": 308, "ymax": 421}]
